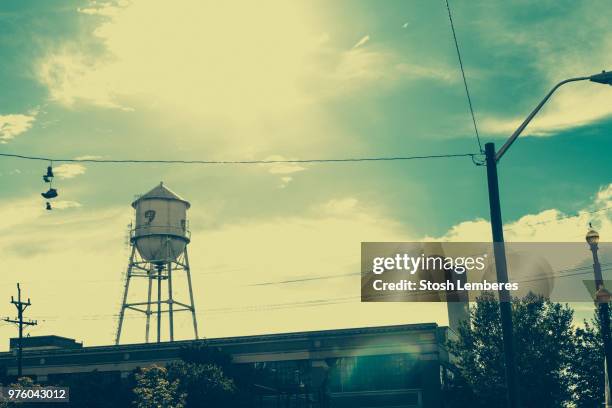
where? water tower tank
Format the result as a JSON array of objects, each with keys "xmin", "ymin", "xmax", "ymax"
[{"xmin": 131, "ymin": 182, "xmax": 190, "ymax": 263}]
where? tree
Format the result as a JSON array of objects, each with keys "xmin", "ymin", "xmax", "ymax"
[
  {"xmin": 132, "ymin": 365, "xmax": 185, "ymax": 408},
  {"xmin": 446, "ymin": 293, "xmax": 575, "ymax": 408},
  {"xmin": 572, "ymin": 314, "xmax": 606, "ymax": 408},
  {"xmin": 0, "ymin": 377, "xmax": 43, "ymax": 408},
  {"xmin": 58, "ymin": 370, "xmax": 134, "ymax": 408},
  {"xmin": 167, "ymin": 361, "xmax": 235, "ymax": 407}
]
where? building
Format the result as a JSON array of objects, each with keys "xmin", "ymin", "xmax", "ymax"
[{"xmin": 0, "ymin": 323, "xmax": 450, "ymax": 407}]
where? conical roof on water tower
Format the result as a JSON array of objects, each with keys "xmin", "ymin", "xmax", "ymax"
[{"xmin": 131, "ymin": 182, "xmax": 190, "ymax": 209}]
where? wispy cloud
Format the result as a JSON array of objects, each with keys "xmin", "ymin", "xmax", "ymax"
[
  {"xmin": 279, "ymin": 176, "xmax": 293, "ymax": 188},
  {"xmin": 352, "ymin": 35, "xmax": 370, "ymax": 49},
  {"xmin": 54, "ymin": 163, "xmax": 86, "ymax": 179},
  {"xmin": 261, "ymin": 155, "xmax": 307, "ymax": 188},
  {"xmin": 74, "ymin": 155, "xmax": 103, "ymax": 160},
  {"xmin": 481, "ymin": 84, "xmax": 612, "ymax": 136},
  {"xmin": 53, "ymin": 200, "xmax": 82, "ymax": 209},
  {"xmin": 0, "ymin": 113, "xmax": 37, "ymax": 143},
  {"xmin": 261, "ymin": 155, "xmax": 307, "ymax": 175},
  {"xmin": 77, "ymin": 0, "xmax": 127, "ymax": 17}
]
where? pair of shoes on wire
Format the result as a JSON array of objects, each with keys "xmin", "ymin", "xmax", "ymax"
[{"xmin": 42, "ymin": 165, "xmax": 57, "ymax": 210}]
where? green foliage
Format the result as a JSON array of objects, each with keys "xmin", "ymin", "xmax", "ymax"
[
  {"xmin": 572, "ymin": 316, "xmax": 605, "ymax": 408},
  {"xmin": 167, "ymin": 361, "xmax": 236, "ymax": 407},
  {"xmin": 0, "ymin": 377, "xmax": 42, "ymax": 408},
  {"xmin": 447, "ymin": 293, "xmax": 576, "ymax": 408},
  {"xmin": 132, "ymin": 365, "xmax": 185, "ymax": 408},
  {"xmin": 178, "ymin": 344, "xmax": 231, "ymax": 368},
  {"xmin": 56, "ymin": 370, "xmax": 134, "ymax": 408},
  {"xmin": 131, "ymin": 345, "xmax": 237, "ymax": 408},
  {"xmin": 177, "ymin": 342, "xmax": 260, "ymax": 404}
]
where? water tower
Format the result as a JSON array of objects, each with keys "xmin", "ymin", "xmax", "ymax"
[{"xmin": 115, "ymin": 182, "xmax": 199, "ymax": 344}]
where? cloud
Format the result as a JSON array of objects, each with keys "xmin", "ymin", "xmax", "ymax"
[
  {"xmin": 279, "ymin": 176, "xmax": 293, "ymax": 188},
  {"xmin": 475, "ymin": 3, "xmax": 612, "ymax": 136},
  {"xmin": 260, "ymin": 155, "xmax": 306, "ymax": 188},
  {"xmin": 319, "ymin": 197, "xmax": 360, "ymax": 216},
  {"xmin": 0, "ymin": 113, "xmax": 37, "ymax": 142},
  {"xmin": 430, "ymin": 183, "xmax": 612, "ymax": 242},
  {"xmin": 309, "ymin": 47, "xmax": 455, "ymax": 100},
  {"xmin": 481, "ymin": 84, "xmax": 612, "ymax": 136},
  {"xmin": 595, "ymin": 184, "xmax": 612, "ymax": 204},
  {"xmin": 53, "ymin": 201, "xmax": 83, "ymax": 210},
  {"xmin": 37, "ymin": 1, "xmax": 449, "ymax": 125},
  {"xmin": 77, "ymin": 1, "xmax": 127, "ymax": 17},
  {"xmin": 36, "ymin": 50, "xmax": 127, "ymax": 109},
  {"xmin": 352, "ymin": 35, "xmax": 370, "ymax": 49},
  {"xmin": 74, "ymin": 155, "xmax": 103, "ymax": 160},
  {"xmin": 38, "ymin": 0, "xmax": 325, "ymax": 118},
  {"xmin": 396, "ymin": 62, "xmax": 454, "ymax": 82},
  {"xmin": 54, "ymin": 163, "xmax": 86, "ymax": 179},
  {"xmin": 261, "ymin": 155, "xmax": 306, "ymax": 175}
]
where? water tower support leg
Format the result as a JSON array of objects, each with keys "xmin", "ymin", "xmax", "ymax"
[
  {"xmin": 157, "ymin": 270, "xmax": 162, "ymax": 343},
  {"xmin": 168, "ymin": 261, "xmax": 174, "ymax": 341},
  {"xmin": 116, "ymin": 245, "xmax": 136, "ymax": 345},
  {"xmin": 184, "ymin": 250, "xmax": 199, "ymax": 339},
  {"xmin": 145, "ymin": 270, "xmax": 153, "ymax": 343}
]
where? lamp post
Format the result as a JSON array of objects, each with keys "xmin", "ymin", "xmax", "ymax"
[
  {"xmin": 485, "ymin": 70, "xmax": 612, "ymax": 408},
  {"xmin": 586, "ymin": 226, "xmax": 612, "ymax": 407}
]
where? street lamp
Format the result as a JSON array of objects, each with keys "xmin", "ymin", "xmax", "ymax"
[
  {"xmin": 484, "ymin": 70, "xmax": 612, "ymax": 408},
  {"xmin": 586, "ymin": 226, "xmax": 612, "ymax": 407}
]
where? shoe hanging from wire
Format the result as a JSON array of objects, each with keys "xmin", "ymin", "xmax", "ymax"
[{"xmin": 41, "ymin": 162, "xmax": 58, "ymax": 210}]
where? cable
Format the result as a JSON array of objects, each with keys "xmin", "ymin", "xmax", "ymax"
[
  {"xmin": 243, "ymin": 263, "xmax": 611, "ymax": 288},
  {"xmin": 0, "ymin": 152, "xmax": 478, "ymax": 165},
  {"xmin": 247, "ymin": 272, "xmax": 359, "ymax": 286},
  {"xmin": 29, "ymin": 265, "xmax": 612, "ymax": 322},
  {"xmin": 445, "ymin": 0, "xmax": 483, "ymax": 153}
]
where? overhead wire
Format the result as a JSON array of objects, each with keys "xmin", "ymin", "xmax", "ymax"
[
  {"xmin": 28, "ymin": 264, "xmax": 611, "ymax": 321},
  {"xmin": 445, "ymin": 0, "xmax": 483, "ymax": 153},
  {"xmin": 0, "ymin": 152, "xmax": 479, "ymax": 165}
]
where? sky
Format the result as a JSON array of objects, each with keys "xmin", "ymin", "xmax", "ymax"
[{"xmin": 0, "ymin": 0, "xmax": 611, "ymax": 348}]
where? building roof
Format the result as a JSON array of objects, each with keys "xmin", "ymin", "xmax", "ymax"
[
  {"xmin": 131, "ymin": 182, "xmax": 190, "ymax": 208},
  {"xmin": 0, "ymin": 323, "xmax": 447, "ymax": 379},
  {"xmin": 9, "ymin": 335, "xmax": 83, "ymax": 351},
  {"xmin": 1, "ymin": 323, "xmax": 442, "ymax": 357}
]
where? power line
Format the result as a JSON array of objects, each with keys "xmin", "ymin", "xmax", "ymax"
[
  {"xmin": 244, "ymin": 263, "xmax": 611, "ymax": 288},
  {"xmin": 30, "ymin": 265, "xmax": 611, "ymax": 320},
  {"xmin": 0, "ymin": 152, "xmax": 479, "ymax": 165},
  {"xmin": 445, "ymin": 0, "xmax": 483, "ymax": 153}
]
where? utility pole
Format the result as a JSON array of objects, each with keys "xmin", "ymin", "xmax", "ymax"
[
  {"xmin": 485, "ymin": 143, "xmax": 520, "ymax": 408},
  {"xmin": 4, "ymin": 283, "xmax": 37, "ymax": 377},
  {"xmin": 483, "ymin": 70, "xmax": 612, "ymax": 408}
]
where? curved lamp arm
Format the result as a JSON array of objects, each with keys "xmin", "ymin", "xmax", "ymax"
[
  {"xmin": 495, "ymin": 70, "xmax": 612, "ymax": 162},
  {"xmin": 495, "ymin": 76, "xmax": 589, "ymax": 162}
]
